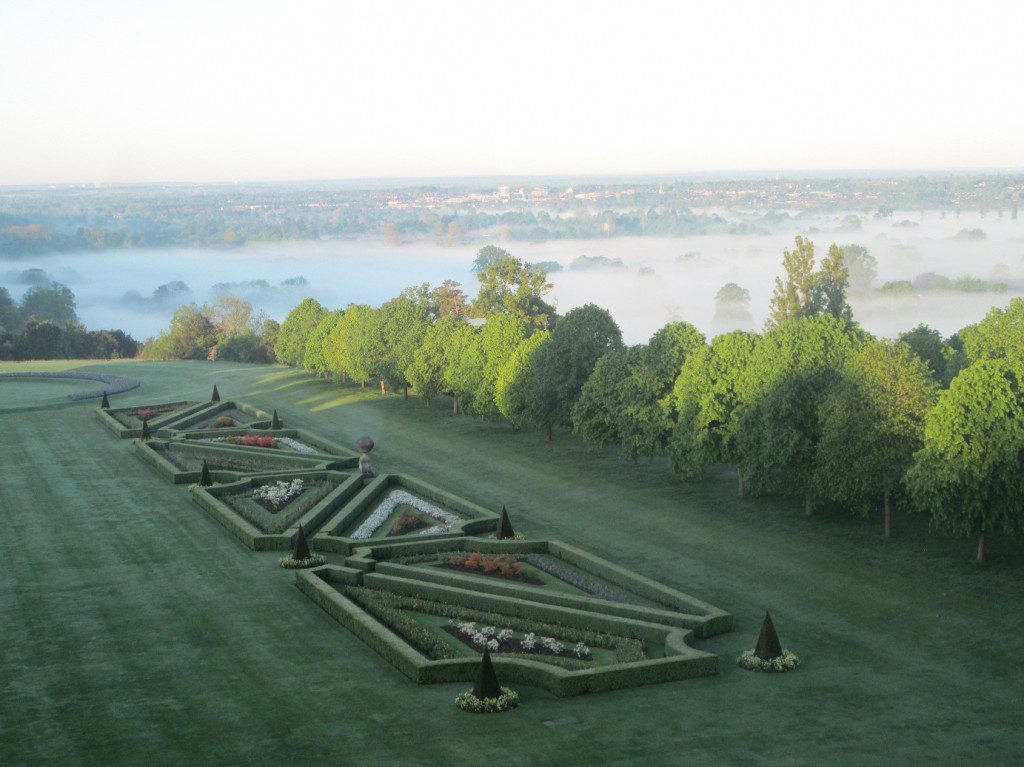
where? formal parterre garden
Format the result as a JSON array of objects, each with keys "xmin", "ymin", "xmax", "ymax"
[{"xmin": 89, "ymin": 385, "xmax": 736, "ymax": 703}]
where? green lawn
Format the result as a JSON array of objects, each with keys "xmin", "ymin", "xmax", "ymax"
[{"xmin": 2, "ymin": 359, "xmax": 1022, "ymax": 766}]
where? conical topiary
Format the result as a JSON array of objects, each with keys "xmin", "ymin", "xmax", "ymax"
[
  {"xmin": 141, "ymin": 419, "xmax": 151, "ymax": 440},
  {"xmin": 271, "ymin": 410, "xmax": 282, "ymax": 430},
  {"xmin": 292, "ymin": 524, "xmax": 311, "ymax": 561},
  {"xmin": 199, "ymin": 460, "xmax": 213, "ymax": 487},
  {"xmin": 473, "ymin": 647, "xmax": 502, "ymax": 700},
  {"xmin": 211, "ymin": 384, "xmax": 220, "ymax": 402},
  {"xmin": 496, "ymin": 505, "xmax": 515, "ymax": 539},
  {"xmin": 754, "ymin": 611, "xmax": 783, "ymax": 661},
  {"xmin": 101, "ymin": 391, "xmax": 110, "ymax": 409}
]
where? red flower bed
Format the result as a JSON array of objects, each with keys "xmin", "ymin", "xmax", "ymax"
[
  {"xmin": 134, "ymin": 408, "xmax": 158, "ymax": 421},
  {"xmin": 226, "ymin": 435, "xmax": 278, "ymax": 448},
  {"xmin": 440, "ymin": 553, "xmax": 543, "ymax": 585}
]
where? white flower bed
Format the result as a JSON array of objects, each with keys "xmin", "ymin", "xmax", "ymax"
[
  {"xmin": 349, "ymin": 489, "xmax": 461, "ymax": 540},
  {"xmin": 277, "ymin": 437, "xmax": 318, "ymax": 454},
  {"xmin": 253, "ymin": 478, "xmax": 304, "ymax": 508},
  {"xmin": 446, "ymin": 621, "xmax": 589, "ymax": 659}
]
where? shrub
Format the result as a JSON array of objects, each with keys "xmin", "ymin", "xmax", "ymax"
[
  {"xmin": 212, "ymin": 415, "xmax": 235, "ymax": 428},
  {"xmin": 737, "ymin": 649, "xmax": 800, "ymax": 672},
  {"xmin": 454, "ymin": 687, "xmax": 519, "ymax": 713}
]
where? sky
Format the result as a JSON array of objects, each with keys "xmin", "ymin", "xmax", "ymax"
[{"xmin": 1, "ymin": 0, "xmax": 1022, "ymax": 185}]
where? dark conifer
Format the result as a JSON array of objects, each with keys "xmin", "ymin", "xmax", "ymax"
[
  {"xmin": 100, "ymin": 391, "xmax": 110, "ymax": 409},
  {"xmin": 271, "ymin": 410, "xmax": 283, "ymax": 430},
  {"xmin": 199, "ymin": 460, "xmax": 213, "ymax": 487},
  {"xmin": 211, "ymin": 384, "xmax": 220, "ymax": 402},
  {"xmin": 473, "ymin": 647, "xmax": 502, "ymax": 700},
  {"xmin": 496, "ymin": 505, "xmax": 516, "ymax": 539},
  {"xmin": 141, "ymin": 419, "xmax": 151, "ymax": 440},
  {"xmin": 754, "ymin": 611, "xmax": 783, "ymax": 661},
  {"xmin": 292, "ymin": 524, "xmax": 311, "ymax": 561}
]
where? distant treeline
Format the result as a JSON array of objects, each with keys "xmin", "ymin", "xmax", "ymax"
[
  {"xmin": 1, "ymin": 174, "xmax": 1021, "ymax": 256},
  {"xmin": 0, "ymin": 282, "xmax": 138, "ymax": 360}
]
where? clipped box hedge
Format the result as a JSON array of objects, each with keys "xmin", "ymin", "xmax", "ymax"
[
  {"xmin": 312, "ymin": 474, "xmax": 499, "ymax": 554},
  {"xmin": 295, "ymin": 565, "xmax": 719, "ymax": 697},
  {"xmin": 176, "ymin": 427, "xmax": 358, "ymax": 464},
  {"xmin": 189, "ymin": 471, "xmax": 363, "ymax": 550},
  {"xmin": 95, "ymin": 400, "xmax": 209, "ymax": 439},
  {"xmin": 133, "ymin": 438, "xmax": 342, "ymax": 484},
  {"xmin": 342, "ymin": 537, "xmax": 732, "ymax": 638},
  {"xmin": 161, "ymin": 400, "xmax": 273, "ymax": 432}
]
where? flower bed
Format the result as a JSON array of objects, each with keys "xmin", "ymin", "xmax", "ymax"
[
  {"xmin": 226, "ymin": 435, "xmax": 278, "ymax": 448},
  {"xmin": 439, "ymin": 552, "xmax": 543, "ymax": 585},
  {"xmin": 341, "ymin": 586, "xmax": 646, "ymax": 665},
  {"xmin": 160, "ymin": 445, "xmax": 305, "ymax": 474},
  {"xmin": 224, "ymin": 480, "xmax": 333, "ymax": 533},
  {"xmin": 276, "ymin": 437, "xmax": 318, "ymax": 454},
  {"xmin": 443, "ymin": 620, "xmax": 592, "ymax": 661},
  {"xmin": 350, "ymin": 489, "xmax": 461, "ymax": 540},
  {"xmin": 737, "ymin": 649, "xmax": 800, "ymax": 672},
  {"xmin": 388, "ymin": 511, "xmax": 431, "ymax": 537},
  {"xmin": 252, "ymin": 478, "xmax": 305, "ymax": 512},
  {"xmin": 522, "ymin": 553, "xmax": 641, "ymax": 605},
  {"xmin": 454, "ymin": 688, "xmax": 519, "ymax": 714},
  {"xmin": 111, "ymin": 402, "xmax": 192, "ymax": 427}
]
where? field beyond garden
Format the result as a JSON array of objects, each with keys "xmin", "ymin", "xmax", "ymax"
[{"xmin": 2, "ymin": 359, "xmax": 1022, "ymax": 766}]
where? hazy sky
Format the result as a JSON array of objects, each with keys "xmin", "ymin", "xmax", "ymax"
[{"xmin": 1, "ymin": 0, "xmax": 1021, "ymax": 184}]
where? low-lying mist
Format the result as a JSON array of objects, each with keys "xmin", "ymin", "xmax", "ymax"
[{"xmin": 2, "ymin": 210, "xmax": 1021, "ymax": 344}]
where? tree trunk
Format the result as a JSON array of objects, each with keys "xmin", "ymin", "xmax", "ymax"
[
  {"xmin": 380, "ymin": 380, "xmax": 386, "ymax": 396},
  {"xmin": 546, "ymin": 426, "xmax": 553, "ymax": 443},
  {"xmin": 360, "ymin": 379, "xmax": 365, "ymax": 390},
  {"xmin": 804, "ymin": 490, "xmax": 812, "ymax": 516},
  {"xmin": 425, "ymin": 397, "xmax": 431, "ymax": 408},
  {"xmin": 736, "ymin": 466, "xmax": 745, "ymax": 498},
  {"xmin": 977, "ymin": 532, "xmax": 986, "ymax": 564},
  {"xmin": 479, "ymin": 413, "xmax": 484, "ymax": 422},
  {"xmin": 452, "ymin": 395, "xmax": 459, "ymax": 415},
  {"xmin": 403, "ymin": 384, "xmax": 408, "ymax": 400},
  {"xmin": 883, "ymin": 487, "xmax": 892, "ymax": 539}
]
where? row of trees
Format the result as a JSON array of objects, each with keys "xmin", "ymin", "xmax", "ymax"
[
  {"xmin": 273, "ymin": 242, "xmax": 1023, "ymax": 561},
  {"xmin": 0, "ymin": 283, "xmax": 138, "ymax": 360}
]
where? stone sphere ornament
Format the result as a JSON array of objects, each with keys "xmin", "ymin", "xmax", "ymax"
[{"xmin": 356, "ymin": 436, "xmax": 376, "ymax": 477}]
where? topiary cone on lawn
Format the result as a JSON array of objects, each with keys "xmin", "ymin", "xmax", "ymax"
[
  {"xmin": 199, "ymin": 460, "xmax": 213, "ymax": 487},
  {"xmin": 141, "ymin": 419, "xmax": 151, "ymax": 440},
  {"xmin": 271, "ymin": 410, "xmax": 282, "ymax": 430},
  {"xmin": 211, "ymin": 384, "xmax": 220, "ymax": 402},
  {"xmin": 496, "ymin": 505, "xmax": 516, "ymax": 539},
  {"xmin": 473, "ymin": 647, "xmax": 502, "ymax": 700},
  {"xmin": 755, "ymin": 611, "xmax": 783, "ymax": 661},
  {"xmin": 292, "ymin": 524, "xmax": 311, "ymax": 561},
  {"xmin": 101, "ymin": 391, "xmax": 110, "ymax": 409}
]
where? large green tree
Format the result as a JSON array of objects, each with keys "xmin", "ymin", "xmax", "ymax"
[
  {"xmin": 406, "ymin": 315, "xmax": 464, "ymax": 406},
  {"xmin": 766, "ymin": 236, "xmax": 817, "ymax": 329},
  {"xmin": 906, "ymin": 358, "xmax": 1024, "ymax": 562},
  {"xmin": 327, "ymin": 304, "xmax": 379, "ymax": 388},
  {"xmin": 524, "ymin": 304, "xmax": 622, "ymax": 441},
  {"xmin": 959, "ymin": 297, "xmax": 1024, "ymax": 363},
  {"xmin": 736, "ymin": 316, "xmax": 865, "ymax": 514},
  {"xmin": 145, "ymin": 303, "xmax": 218, "ymax": 360},
  {"xmin": 472, "ymin": 312, "xmax": 528, "ymax": 420},
  {"xmin": 303, "ymin": 310, "xmax": 344, "ymax": 378},
  {"xmin": 375, "ymin": 294, "xmax": 431, "ymax": 397},
  {"xmin": 669, "ymin": 330, "xmax": 759, "ymax": 495},
  {"xmin": 817, "ymin": 340, "xmax": 938, "ymax": 537},
  {"xmin": 571, "ymin": 347, "xmax": 642, "ymax": 449},
  {"xmin": 275, "ymin": 298, "xmax": 327, "ymax": 366},
  {"xmin": 494, "ymin": 330, "xmax": 551, "ymax": 428},
  {"xmin": 471, "ymin": 256, "xmax": 555, "ymax": 331},
  {"xmin": 0, "ymin": 287, "xmax": 21, "ymax": 334}
]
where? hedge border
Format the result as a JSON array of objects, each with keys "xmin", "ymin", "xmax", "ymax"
[
  {"xmin": 160, "ymin": 400, "xmax": 273, "ymax": 433},
  {"xmin": 312, "ymin": 474, "xmax": 500, "ymax": 553},
  {"xmin": 133, "ymin": 437, "xmax": 345, "ymax": 484},
  {"xmin": 95, "ymin": 400, "xmax": 208, "ymax": 438},
  {"xmin": 339, "ymin": 537, "xmax": 732, "ymax": 638},
  {"xmin": 295, "ymin": 565, "xmax": 719, "ymax": 697},
  {"xmin": 189, "ymin": 470, "xmax": 363, "ymax": 550},
  {"xmin": 174, "ymin": 426, "xmax": 358, "ymax": 463}
]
